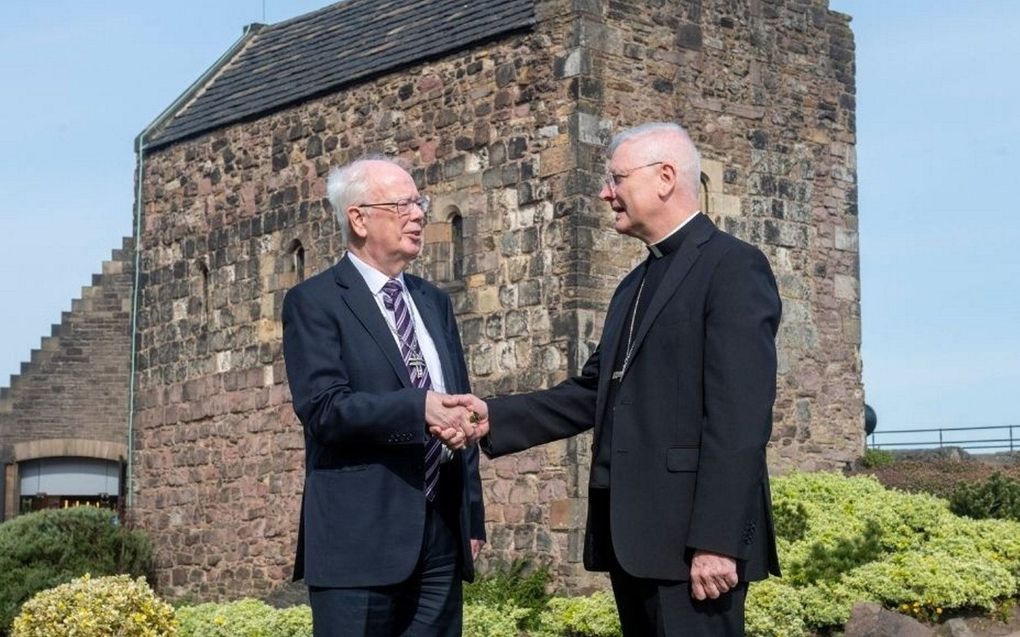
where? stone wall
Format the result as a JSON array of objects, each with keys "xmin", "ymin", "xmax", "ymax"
[
  {"xmin": 133, "ymin": 0, "xmax": 860, "ymax": 599},
  {"xmin": 0, "ymin": 238, "xmax": 135, "ymax": 519}
]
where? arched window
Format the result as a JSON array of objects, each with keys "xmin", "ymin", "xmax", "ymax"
[
  {"xmin": 450, "ymin": 212, "xmax": 464, "ymax": 280},
  {"xmin": 286, "ymin": 239, "xmax": 305, "ymax": 282},
  {"xmin": 196, "ymin": 260, "xmax": 210, "ymax": 318}
]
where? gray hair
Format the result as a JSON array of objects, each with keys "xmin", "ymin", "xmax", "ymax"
[
  {"xmin": 326, "ymin": 154, "xmax": 403, "ymax": 243},
  {"xmin": 609, "ymin": 122, "xmax": 702, "ymax": 198}
]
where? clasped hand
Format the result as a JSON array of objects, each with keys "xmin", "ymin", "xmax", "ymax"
[{"xmin": 424, "ymin": 391, "xmax": 490, "ymax": 450}]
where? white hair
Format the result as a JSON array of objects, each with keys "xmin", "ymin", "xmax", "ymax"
[
  {"xmin": 326, "ymin": 154, "xmax": 401, "ymax": 243},
  {"xmin": 609, "ymin": 122, "xmax": 702, "ymax": 198}
]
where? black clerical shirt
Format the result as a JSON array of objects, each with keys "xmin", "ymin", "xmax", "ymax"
[{"xmin": 589, "ymin": 214, "xmax": 699, "ymax": 489}]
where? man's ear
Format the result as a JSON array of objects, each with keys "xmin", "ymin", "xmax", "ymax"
[
  {"xmin": 348, "ymin": 206, "xmax": 369, "ymax": 239},
  {"xmin": 657, "ymin": 162, "xmax": 678, "ymax": 199}
]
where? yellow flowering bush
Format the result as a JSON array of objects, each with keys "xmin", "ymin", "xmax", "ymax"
[{"xmin": 12, "ymin": 573, "xmax": 176, "ymax": 637}]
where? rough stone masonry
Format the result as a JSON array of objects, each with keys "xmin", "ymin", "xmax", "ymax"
[{"xmin": 129, "ymin": 0, "xmax": 860, "ymax": 598}]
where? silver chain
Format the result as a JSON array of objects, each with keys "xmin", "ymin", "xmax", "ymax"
[{"xmin": 618, "ymin": 276, "xmax": 646, "ymax": 378}]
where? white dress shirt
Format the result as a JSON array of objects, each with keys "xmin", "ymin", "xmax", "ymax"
[{"xmin": 346, "ymin": 252, "xmax": 453, "ymax": 461}]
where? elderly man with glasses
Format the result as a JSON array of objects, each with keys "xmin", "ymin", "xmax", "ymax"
[
  {"xmin": 282, "ymin": 157, "xmax": 486, "ymax": 636},
  {"xmin": 449, "ymin": 122, "xmax": 783, "ymax": 636}
]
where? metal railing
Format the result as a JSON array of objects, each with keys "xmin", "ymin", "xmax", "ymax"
[{"xmin": 867, "ymin": 425, "xmax": 1018, "ymax": 453}]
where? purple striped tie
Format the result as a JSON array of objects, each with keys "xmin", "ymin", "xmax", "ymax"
[{"xmin": 381, "ymin": 279, "xmax": 442, "ymax": 502}]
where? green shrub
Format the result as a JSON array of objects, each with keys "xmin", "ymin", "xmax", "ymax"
[
  {"xmin": 745, "ymin": 579, "xmax": 806, "ymax": 637},
  {"xmin": 463, "ymin": 602, "xmax": 531, "ymax": 637},
  {"xmin": 749, "ymin": 472, "xmax": 1020, "ymax": 632},
  {"xmin": 950, "ymin": 472, "xmax": 1020, "ymax": 522},
  {"xmin": 772, "ymin": 498, "xmax": 808, "ymax": 543},
  {"xmin": 535, "ymin": 591, "xmax": 621, "ymax": 637},
  {"xmin": 175, "ymin": 599, "xmax": 311, "ymax": 637},
  {"xmin": 12, "ymin": 573, "xmax": 176, "ymax": 637},
  {"xmin": 860, "ymin": 448, "xmax": 895, "ymax": 468},
  {"xmin": 464, "ymin": 559, "xmax": 552, "ymax": 630},
  {"xmin": 0, "ymin": 507, "xmax": 151, "ymax": 630}
]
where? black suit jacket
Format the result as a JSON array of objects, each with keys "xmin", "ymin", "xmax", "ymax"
[
  {"xmin": 282, "ymin": 255, "xmax": 485, "ymax": 588},
  {"xmin": 484, "ymin": 214, "xmax": 781, "ymax": 582}
]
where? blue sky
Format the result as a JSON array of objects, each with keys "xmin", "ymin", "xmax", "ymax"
[{"xmin": 1, "ymin": 1, "xmax": 1018, "ymax": 442}]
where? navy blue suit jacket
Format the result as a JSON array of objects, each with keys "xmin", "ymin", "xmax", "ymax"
[{"xmin": 282, "ymin": 255, "xmax": 485, "ymax": 587}]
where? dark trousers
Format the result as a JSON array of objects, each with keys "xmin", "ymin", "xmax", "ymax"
[
  {"xmin": 309, "ymin": 473, "xmax": 462, "ymax": 637},
  {"xmin": 590, "ymin": 489, "xmax": 747, "ymax": 637}
]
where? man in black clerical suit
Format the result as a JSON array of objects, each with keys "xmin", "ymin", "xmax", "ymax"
[
  {"xmin": 449, "ymin": 122, "xmax": 782, "ymax": 635},
  {"xmin": 282, "ymin": 157, "xmax": 486, "ymax": 636}
]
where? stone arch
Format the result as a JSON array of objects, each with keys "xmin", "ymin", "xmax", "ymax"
[{"xmin": 5, "ymin": 439, "xmax": 128, "ymax": 520}]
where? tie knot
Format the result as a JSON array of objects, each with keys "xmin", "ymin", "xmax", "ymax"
[{"xmin": 381, "ymin": 279, "xmax": 403, "ymax": 309}]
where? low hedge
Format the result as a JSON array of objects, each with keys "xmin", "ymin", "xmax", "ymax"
[
  {"xmin": 0, "ymin": 507, "xmax": 151, "ymax": 631},
  {"xmin": 176, "ymin": 598, "xmax": 311, "ymax": 637},
  {"xmin": 11, "ymin": 472, "xmax": 1020, "ymax": 636}
]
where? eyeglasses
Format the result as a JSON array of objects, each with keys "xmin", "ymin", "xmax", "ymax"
[
  {"xmin": 358, "ymin": 195, "xmax": 431, "ymax": 219},
  {"xmin": 603, "ymin": 161, "xmax": 664, "ymax": 194}
]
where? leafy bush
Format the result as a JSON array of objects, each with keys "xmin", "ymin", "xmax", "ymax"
[
  {"xmin": 463, "ymin": 602, "xmax": 531, "ymax": 637},
  {"xmin": 0, "ymin": 507, "xmax": 151, "ymax": 630},
  {"xmin": 535, "ymin": 591, "xmax": 621, "ymax": 637},
  {"xmin": 11, "ymin": 573, "xmax": 176, "ymax": 637},
  {"xmin": 175, "ymin": 599, "xmax": 311, "ymax": 637},
  {"xmin": 744, "ymin": 579, "xmax": 806, "ymax": 637},
  {"xmin": 464, "ymin": 560, "xmax": 552, "ymax": 630},
  {"xmin": 950, "ymin": 472, "xmax": 1020, "ymax": 522},
  {"xmin": 743, "ymin": 472, "xmax": 1020, "ymax": 635},
  {"xmin": 860, "ymin": 448, "xmax": 895, "ymax": 468},
  {"xmin": 857, "ymin": 457, "xmax": 1020, "ymax": 499}
]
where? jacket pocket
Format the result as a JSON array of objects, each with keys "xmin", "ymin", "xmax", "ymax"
[{"xmin": 666, "ymin": 447, "xmax": 700, "ymax": 472}]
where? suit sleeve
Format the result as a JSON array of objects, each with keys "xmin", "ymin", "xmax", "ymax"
[
  {"xmin": 444, "ymin": 295, "xmax": 486, "ymax": 541},
  {"xmin": 686, "ymin": 245, "xmax": 781, "ymax": 557},
  {"xmin": 483, "ymin": 344, "xmax": 601, "ymax": 458},
  {"xmin": 282, "ymin": 284, "xmax": 426, "ymax": 448}
]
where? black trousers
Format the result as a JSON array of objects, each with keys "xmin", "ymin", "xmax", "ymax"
[
  {"xmin": 591, "ymin": 488, "xmax": 748, "ymax": 637},
  {"xmin": 309, "ymin": 471, "xmax": 462, "ymax": 637}
]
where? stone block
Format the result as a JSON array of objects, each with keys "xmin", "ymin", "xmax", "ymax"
[{"xmin": 834, "ymin": 274, "xmax": 858, "ymax": 301}]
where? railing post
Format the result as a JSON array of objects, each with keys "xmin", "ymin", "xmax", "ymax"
[{"xmin": 939, "ymin": 429, "xmax": 943, "ymax": 448}]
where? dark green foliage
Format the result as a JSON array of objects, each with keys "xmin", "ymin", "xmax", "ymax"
[
  {"xmin": 464, "ymin": 559, "xmax": 552, "ymax": 630},
  {"xmin": 792, "ymin": 519, "xmax": 883, "ymax": 585},
  {"xmin": 0, "ymin": 507, "xmax": 151, "ymax": 631},
  {"xmin": 860, "ymin": 448, "xmax": 895, "ymax": 469},
  {"xmin": 773, "ymin": 498, "xmax": 808, "ymax": 543},
  {"xmin": 950, "ymin": 472, "xmax": 1020, "ymax": 522}
]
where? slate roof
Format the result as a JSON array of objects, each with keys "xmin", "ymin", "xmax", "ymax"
[{"xmin": 143, "ymin": 0, "xmax": 536, "ymax": 149}]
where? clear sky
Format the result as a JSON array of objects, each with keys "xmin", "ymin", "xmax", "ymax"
[{"xmin": 1, "ymin": 1, "xmax": 1018, "ymax": 442}]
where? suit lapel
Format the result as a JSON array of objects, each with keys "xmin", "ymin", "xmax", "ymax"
[
  {"xmin": 594, "ymin": 269, "xmax": 643, "ymax": 426},
  {"xmin": 407, "ymin": 276, "xmax": 459, "ymax": 391},
  {"xmin": 333, "ymin": 256, "xmax": 412, "ymax": 388},
  {"xmin": 619, "ymin": 214, "xmax": 716, "ymax": 381}
]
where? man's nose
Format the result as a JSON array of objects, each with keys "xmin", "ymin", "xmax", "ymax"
[{"xmin": 598, "ymin": 182, "xmax": 615, "ymax": 201}]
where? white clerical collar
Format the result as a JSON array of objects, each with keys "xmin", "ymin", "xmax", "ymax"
[
  {"xmin": 346, "ymin": 251, "xmax": 406, "ymax": 294},
  {"xmin": 647, "ymin": 211, "xmax": 701, "ymax": 258}
]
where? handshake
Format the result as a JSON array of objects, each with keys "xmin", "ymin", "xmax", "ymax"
[{"xmin": 425, "ymin": 391, "xmax": 490, "ymax": 450}]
